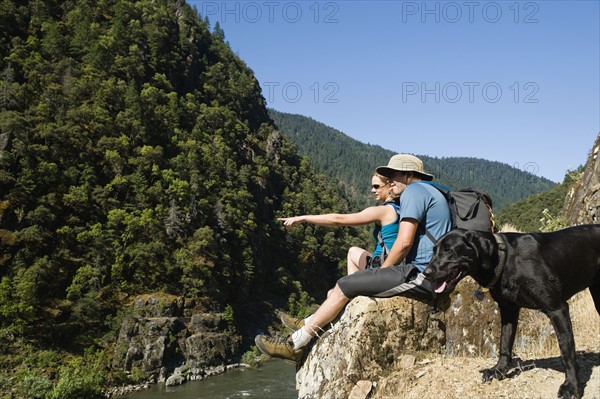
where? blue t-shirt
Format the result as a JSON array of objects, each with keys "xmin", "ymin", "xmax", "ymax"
[
  {"xmin": 371, "ymin": 203, "xmax": 400, "ymax": 259},
  {"xmin": 399, "ymin": 182, "xmax": 452, "ymax": 271}
]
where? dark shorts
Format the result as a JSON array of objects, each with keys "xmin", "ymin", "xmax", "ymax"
[{"xmin": 337, "ymin": 263, "xmax": 435, "ymax": 301}]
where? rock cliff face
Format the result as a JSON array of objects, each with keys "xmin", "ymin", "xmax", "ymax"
[
  {"xmin": 112, "ymin": 294, "xmax": 241, "ymax": 385},
  {"xmin": 296, "ymin": 278, "xmax": 504, "ymax": 399},
  {"xmin": 562, "ymin": 133, "xmax": 600, "ymax": 225},
  {"xmin": 296, "ymin": 276, "xmax": 576, "ymax": 399}
]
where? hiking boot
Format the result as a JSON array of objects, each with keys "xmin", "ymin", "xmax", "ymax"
[
  {"xmin": 254, "ymin": 334, "xmax": 305, "ymax": 363},
  {"xmin": 279, "ymin": 312, "xmax": 305, "ymax": 332}
]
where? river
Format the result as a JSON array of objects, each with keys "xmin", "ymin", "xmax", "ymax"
[{"xmin": 117, "ymin": 360, "xmax": 297, "ymax": 399}]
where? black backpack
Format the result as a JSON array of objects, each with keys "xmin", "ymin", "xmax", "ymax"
[
  {"xmin": 391, "ymin": 182, "xmax": 496, "ymax": 309},
  {"xmin": 420, "ymin": 182, "xmax": 496, "ymax": 243}
]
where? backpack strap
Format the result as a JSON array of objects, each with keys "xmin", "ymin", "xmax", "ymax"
[
  {"xmin": 376, "ymin": 229, "xmax": 389, "ymax": 261},
  {"xmin": 390, "ymin": 193, "xmax": 440, "ymax": 244},
  {"xmin": 419, "ymin": 180, "xmax": 451, "ymax": 196},
  {"xmin": 486, "ymin": 233, "xmax": 507, "ymax": 288},
  {"xmin": 423, "ymin": 228, "xmax": 438, "ymax": 244},
  {"xmin": 417, "ymin": 181, "xmax": 451, "ymax": 244},
  {"xmin": 376, "ymin": 202, "xmax": 400, "ymax": 262}
]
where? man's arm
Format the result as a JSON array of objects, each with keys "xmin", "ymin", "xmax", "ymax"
[{"xmin": 381, "ymin": 219, "xmax": 418, "ymax": 267}]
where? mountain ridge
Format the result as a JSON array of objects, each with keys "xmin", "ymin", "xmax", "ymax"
[{"xmin": 269, "ymin": 108, "xmax": 556, "ymax": 211}]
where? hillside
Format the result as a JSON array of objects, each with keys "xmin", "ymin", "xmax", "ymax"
[
  {"xmin": 495, "ymin": 168, "xmax": 582, "ymax": 232},
  {"xmin": 269, "ymin": 109, "xmax": 557, "ymax": 211},
  {"xmin": 0, "ymin": 1, "xmax": 364, "ymax": 397}
]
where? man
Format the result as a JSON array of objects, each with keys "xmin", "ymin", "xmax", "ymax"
[{"xmin": 255, "ymin": 154, "xmax": 452, "ymax": 362}]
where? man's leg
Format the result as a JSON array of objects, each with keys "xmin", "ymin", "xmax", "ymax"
[
  {"xmin": 302, "ymin": 284, "xmax": 349, "ymax": 339},
  {"xmin": 282, "ymin": 283, "xmax": 349, "ymax": 332},
  {"xmin": 255, "ymin": 284, "xmax": 350, "ymax": 362},
  {"xmin": 256, "ymin": 265, "xmax": 413, "ymax": 362}
]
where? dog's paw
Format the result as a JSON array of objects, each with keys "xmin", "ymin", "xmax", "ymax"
[
  {"xmin": 557, "ymin": 381, "xmax": 581, "ymax": 399},
  {"xmin": 481, "ymin": 367, "xmax": 506, "ymax": 382}
]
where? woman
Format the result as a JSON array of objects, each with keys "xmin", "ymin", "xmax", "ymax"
[
  {"xmin": 279, "ymin": 172, "xmax": 400, "ymax": 274},
  {"xmin": 277, "ymin": 172, "xmax": 401, "ymax": 331}
]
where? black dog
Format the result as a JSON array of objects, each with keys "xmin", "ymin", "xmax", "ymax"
[{"xmin": 423, "ymin": 225, "xmax": 600, "ymax": 399}]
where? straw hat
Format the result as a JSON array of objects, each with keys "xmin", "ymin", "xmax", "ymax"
[{"xmin": 376, "ymin": 154, "xmax": 434, "ymax": 181}]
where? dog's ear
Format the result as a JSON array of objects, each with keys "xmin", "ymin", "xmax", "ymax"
[
  {"xmin": 462, "ymin": 230, "xmax": 481, "ymax": 253},
  {"xmin": 463, "ymin": 230, "xmax": 493, "ymax": 271}
]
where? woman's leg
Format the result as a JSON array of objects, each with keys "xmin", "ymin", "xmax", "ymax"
[{"xmin": 346, "ymin": 246, "xmax": 370, "ymax": 275}]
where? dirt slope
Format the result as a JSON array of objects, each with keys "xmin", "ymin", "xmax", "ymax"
[
  {"xmin": 373, "ymin": 352, "xmax": 600, "ymax": 399},
  {"xmin": 369, "ymin": 289, "xmax": 600, "ymax": 399}
]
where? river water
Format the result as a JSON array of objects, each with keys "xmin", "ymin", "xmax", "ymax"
[{"xmin": 117, "ymin": 360, "xmax": 297, "ymax": 399}]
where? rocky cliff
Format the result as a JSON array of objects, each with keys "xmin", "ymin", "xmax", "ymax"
[
  {"xmin": 111, "ymin": 294, "xmax": 241, "ymax": 387},
  {"xmin": 296, "ymin": 279, "xmax": 599, "ymax": 399},
  {"xmin": 562, "ymin": 133, "xmax": 600, "ymax": 225},
  {"xmin": 296, "ymin": 278, "xmax": 524, "ymax": 399}
]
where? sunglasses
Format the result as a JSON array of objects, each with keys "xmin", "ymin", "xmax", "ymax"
[{"xmin": 372, "ymin": 184, "xmax": 386, "ymax": 189}]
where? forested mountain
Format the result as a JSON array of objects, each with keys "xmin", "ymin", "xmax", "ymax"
[
  {"xmin": 269, "ymin": 109, "xmax": 557, "ymax": 211},
  {"xmin": 0, "ymin": 1, "xmax": 363, "ymax": 395}
]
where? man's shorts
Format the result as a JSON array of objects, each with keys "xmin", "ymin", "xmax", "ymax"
[{"xmin": 337, "ymin": 263, "xmax": 435, "ymax": 301}]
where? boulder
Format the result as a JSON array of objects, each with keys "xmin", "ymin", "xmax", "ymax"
[{"xmin": 165, "ymin": 373, "xmax": 185, "ymax": 386}]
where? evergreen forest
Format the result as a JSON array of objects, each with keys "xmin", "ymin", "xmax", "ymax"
[{"xmin": 0, "ymin": 1, "xmax": 364, "ymax": 396}]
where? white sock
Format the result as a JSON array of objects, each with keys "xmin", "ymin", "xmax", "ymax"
[{"xmin": 291, "ymin": 326, "xmax": 314, "ymax": 349}]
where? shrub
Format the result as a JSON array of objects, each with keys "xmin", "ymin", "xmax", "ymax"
[
  {"xmin": 16, "ymin": 373, "xmax": 53, "ymax": 399},
  {"xmin": 47, "ymin": 355, "xmax": 104, "ymax": 399},
  {"xmin": 539, "ymin": 208, "xmax": 568, "ymax": 232},
  {"xmin": 240, "ymin": 346, "xmax": 261, "ymax": 367}
]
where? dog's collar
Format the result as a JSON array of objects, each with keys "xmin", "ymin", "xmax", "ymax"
[{"xmin": 486, "ymin": 233, "xmax": 507, "ymax": 288}]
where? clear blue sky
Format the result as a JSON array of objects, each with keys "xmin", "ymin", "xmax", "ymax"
[{"xmin": 190, "ymin": 0, "xmax": 599, "ymax": 183}]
